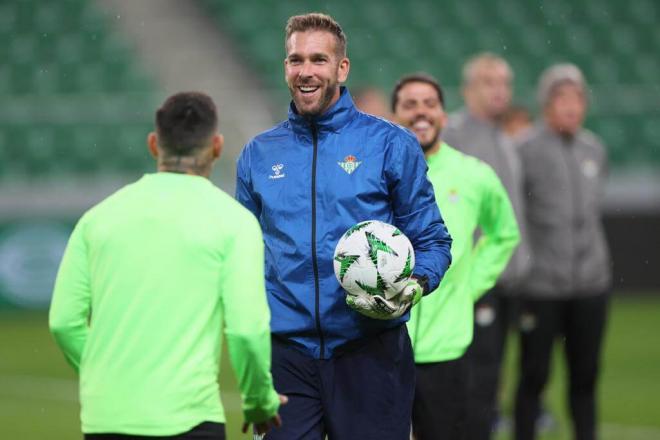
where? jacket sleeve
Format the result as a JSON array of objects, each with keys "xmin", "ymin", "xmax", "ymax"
[
  {"xmin": 385, "ymin": 132, "xmax": 452, "ymax": 293},
  {"xmin": 468, "ymin": 167, "xmax": 521, "ymax": 300},
  {"xmin": 221, "ymin": 212, "xmax": 280, "ymax": 423},
  {"xmin": 235, "ymin": 144, "xmax": 262, "ymax": 218},
  {"xmin": 48, "ymin": 219, "xmax": 91, "ymax": 373}
]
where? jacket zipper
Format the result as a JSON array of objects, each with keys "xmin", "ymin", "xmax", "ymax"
[
  {"xmin": 310, "ymin": 122, "xmax": 325, "ymax": 359},
  {"xmin": 561, "ymin": 139, "xmax": 579, "ymax": 291}
]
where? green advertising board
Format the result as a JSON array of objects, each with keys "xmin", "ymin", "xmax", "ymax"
[{"xmin": 0, "ymin": 221, "xmax": 74, "ymax": 310}]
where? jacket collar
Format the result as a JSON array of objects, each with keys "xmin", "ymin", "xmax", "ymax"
[
  {"xmin": 540, "ymin": 122, "xmax": 579, "ymax": 145},
  {"xmin": 288, "ymin": 87, "xmax": 357, "ymax": 135}
]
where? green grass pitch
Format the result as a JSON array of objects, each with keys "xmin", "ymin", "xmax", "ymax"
[{"xmin": 1, "ymin": 296, "xmax": 659, "ymax": 439}]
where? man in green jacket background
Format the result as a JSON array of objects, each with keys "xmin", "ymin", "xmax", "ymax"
[
  {"xmin": 49, "ymin": 92, "xmax": 284, "ymax": 440},
  {"xmin": 392, "ymin": 73, "xmax": 520, "ymax": 440}
]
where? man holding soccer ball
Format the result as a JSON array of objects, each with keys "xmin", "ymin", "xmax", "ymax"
[
  {"xmin": 392, "ymin": 73, "xmax": 520, "ymax": 439},
  {"xmin": 236, "ymin": 13, "xmax": 452, "ymax": 440}
]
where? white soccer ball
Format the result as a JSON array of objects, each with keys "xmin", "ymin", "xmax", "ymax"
[{"xmin": 333, "ymin": 220, "xmax": 415, "ymax": 300}]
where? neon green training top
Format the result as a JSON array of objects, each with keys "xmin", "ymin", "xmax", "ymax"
[
  {"xmin": 408, "ymin": 144, "xmax": 520, "ymax": 363},
  {"xmin": 49, "ymin": 172, "xmax": 280, "ymax": 436}
]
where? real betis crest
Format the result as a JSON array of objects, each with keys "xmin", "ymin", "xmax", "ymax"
[{"xmin": 338, "ymin": 155, "xmax": 361, "ymax": 174}]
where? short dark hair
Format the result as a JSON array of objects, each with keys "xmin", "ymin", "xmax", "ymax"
[
  {"xmin": 391, "ymin": 73, "xmax": 445, "ymax": 113},
  {"xmin": 155, "ymin": 92, "xmax": 217, "ymax": 156},
  {"xmin": 285, "ymin": 13, "xmax": 347, "ymax": 57}
]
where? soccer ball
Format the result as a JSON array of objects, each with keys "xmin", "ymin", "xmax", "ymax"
[{"xmin": 333, "ymin": 220, "xmax": 415, "ymax": 300}]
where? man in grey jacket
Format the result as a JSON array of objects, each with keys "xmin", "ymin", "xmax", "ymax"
[
  {"xmin": 514, "ymin": 64, "xmax": 611, "ymax": 440},
  {"xmin": 443, "ymin": 53, "xmax": 530, "ymax": 440}
]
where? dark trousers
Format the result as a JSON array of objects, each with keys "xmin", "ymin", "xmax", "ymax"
[
  {"xmin": 514, "ymin": 294, "xmax": 609, "ymax": 440},
  {"xmin": 266, "ymin": 325, "xmax": 415, "ymax": 440},
  {"xmin": 412, "ymin": 355, "xmax": 469, "ymax": 440},
  {"xmin": 465, "ymin": 288, "xmax": 518, "ymax": 440},
  {"xmin": 85, "ymin": 422, "xmax": 225, "ymax": 440}
]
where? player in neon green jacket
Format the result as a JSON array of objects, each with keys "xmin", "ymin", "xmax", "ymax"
[
  {"xmin": 392, "ymin": 74, "xmax": 520, "ymax": 439},
  {"xmin": 49, "ymin": 93, "xmax": 283, "ymax": 439}
]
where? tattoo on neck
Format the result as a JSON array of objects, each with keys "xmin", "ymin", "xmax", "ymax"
[{"xmin": 159, "ymin": 156, "xmax": 208, "ymax": 175}]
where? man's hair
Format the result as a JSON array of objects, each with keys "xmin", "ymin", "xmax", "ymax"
[
  {"xmin": 537, "ymin": 63, "xmax": 586, "ymax": 107},
  {"xmin": 285, "ymin": 13, "xmax": 347, "ymax": 57},
  {"xmin": 391, "ymin": 73, "xmax": 445, "ymax": 112},
  {"xmin": 462, "ymin": 52, "xmax": 512, "ymax": 86},
  {"xmin": 155, "ymin": 92, "xmax": 217, "ymax": 156}
]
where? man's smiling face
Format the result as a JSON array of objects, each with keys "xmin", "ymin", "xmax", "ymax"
[
  {"xmin": 285, "ymin": 30, "xmax": 349, "ymax": 117},
  {"xmin": 394, "ymin": 81, "xmax": 447, "ymax": 153}
]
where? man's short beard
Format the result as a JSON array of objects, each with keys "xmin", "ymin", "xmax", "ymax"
[
  {"xmin": 292, "ymin": 83, "xmax": 338, "ymax": 117},
  {"xmin": 420, "ymin": 132, "xmax": 440, "ymax": 153}
]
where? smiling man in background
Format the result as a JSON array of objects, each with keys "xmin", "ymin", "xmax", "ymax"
[{"xmin": 392, "ymin": 73, "xmax": 519, "ymax": 440}]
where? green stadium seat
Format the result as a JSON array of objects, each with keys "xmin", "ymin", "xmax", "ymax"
[
  {"xmin": 0, "ymin": 4, "xmax": 17, "ymax": 34},
  {"xmin": 507, "ymin": 56, "xmax": 535, "ymax": 87},
  {"xmin": 54, "ymin": 33, "xmax": 88, "ymax": 64},
  {"xmin": 584, "ymin": 2, "xmax": 615, "ymax": 26},
  {"xmin": 589, "ymin": 117, "xmax": 628, "ymax": 165},
  {"xmin": 7, "ymin": 34, "xmax": 39, "ymax": 65},
  {"xmin": 563, "ymin": 25, "xmax": 597, "ymax": 56},
  {"xmin": 609, "ymin": 25, "xmax": 639, "ymax": 54},
  {"xmin": 405, "ymin": 1, "xmax": 442, "ymax": 30},
  {"xmin": 112, "ymin": 125, "xmax": 152, "ymax": 173},
  {"xmin": 33, "ymin": 4, "xmax": 68, "ymax": 34},
  {"xmin": 519, "ymin": 29, "xmax": 553, "ymax": 58},
  {"xmin": 453, "ymin": 1, "xmax": 487, "ymax": 28},
  {"xmin": 9, "ymin": 63, "xmax": 37, "ymax": 95},
  {"xmin": 32, "ymin": 65, "xmax": 60, "ymax": 95},
  {"xmin": 496, "ymin": 0, "xmax": 529, "ymax": 27},
  {"xmin": 0, "ymin": 128, "xmax": 7, "ymax": 176},
  {"xmin": 428, "ymin": 28, "xmax": 471, "ymax": 64},
  {"xmin": 590, "ymin": 56, "xmax": 621, "ymax": 85},
  {"xmin": 0, "ymin": 66, "xmax": 10, "ymax": 96},
  {"xmin": 634, "ymin": 55, "xmax": 660, "ymax": 84},
  {"xmin": 628, "ymin": 0, "xmax": 658, "ymax": 25},
  {"xmin": 23, "ymin": 127, "xmax": 57, "ymax": 175},
  {"xmin": 641, "ymin": 115, "xmax": 660, "ymax": 162},
  {"xmin": 384, "ymin": 29, "xmax": 424, "ymax": 59}
]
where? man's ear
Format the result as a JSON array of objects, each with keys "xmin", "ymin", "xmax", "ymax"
[
  {"xmin": 147, "ymin": 132, "xmax": 159, "ymax": 158},
  {"xmin": 212, "ymin": 134, "xmax": 224, "ymax": 159},
  {"xmin": 337, "ymin": 57, "xmax": 350, "ymax": 84}
]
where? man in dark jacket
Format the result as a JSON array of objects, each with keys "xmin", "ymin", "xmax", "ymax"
[
  {"xmin": 514, "ymin": 63, "xmax": 611, "ymax": 440},
  {"xmin": 235, "ymin": 13, "xmax": 452, "ymax": 440}
]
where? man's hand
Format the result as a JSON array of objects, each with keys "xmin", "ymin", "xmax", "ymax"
[
  {"xmin": 346, "ymin": 279, "xmax": 423, "ymax": 320},
  {"xmin": 400, "ymin": 278, "xmax": 423, "ymax": 307},
  {"xmin": 241, "ymin": 394, "xmax": 288, "ymax": 436}
]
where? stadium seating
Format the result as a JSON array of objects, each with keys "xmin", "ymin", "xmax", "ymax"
[
  {"xmin": 200, "ymin": 0, "xmax": 660, "ymax": 168},
  {"xmin": 0, "ymin": 0, "xmax": 158, "ymax": 180}
]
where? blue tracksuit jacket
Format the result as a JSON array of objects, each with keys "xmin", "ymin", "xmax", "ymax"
[{"xmin": 236, "ymin": 87, "xmax": 452, "ymax": 359}]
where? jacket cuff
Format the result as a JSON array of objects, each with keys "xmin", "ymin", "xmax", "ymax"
[{"xmin": 411, "ymin": 274, "xmax": 430, "ymax": 295}]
